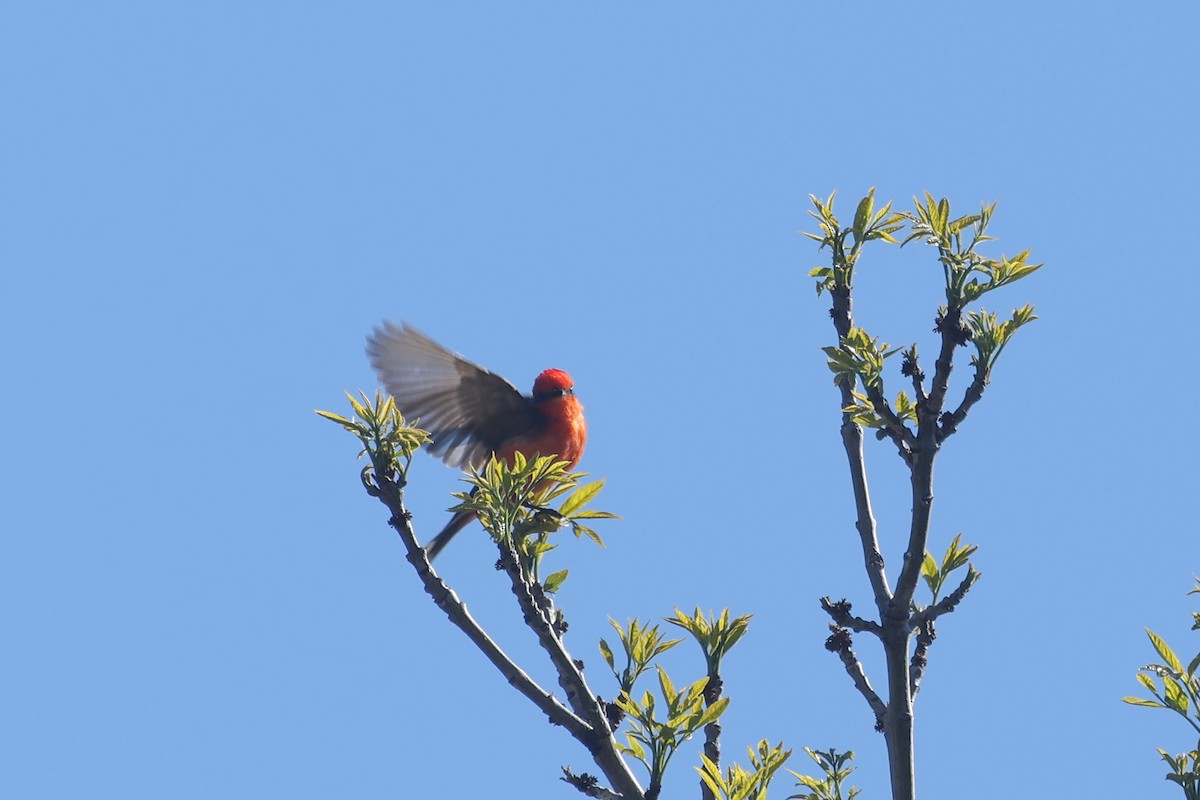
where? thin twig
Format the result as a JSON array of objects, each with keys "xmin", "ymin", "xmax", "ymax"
[
  {"xmin": 905, "ymin": 351, "xmax": 928, "ymax": 406},
  {"xmin": 861, "ymin": 382, "xmax": 918, "ymax": 457},
  {"xmin": 825, "ymin": 626, "xmax": 888, "ymax": 723},
  {"xmin": 820, "ymin": 597, "xmax": 883, "ymax": 637},
  {"xmin": 912, "ymin": 567, "xmax": 980, "ymax": 627},
  {"xmin": 908, "ymin": 620, "xmax": 935, "ymax": 699},
  {"xmin": 562, "ymin": 767, "xmax": 624, "ymax": 800},
  {"xmin": 909, "ymin": 569, "xmax": 980, "ymax": 696},
  {"xmin": 937, "ymin": 365, "xmax": 988, "ymax": 443}
]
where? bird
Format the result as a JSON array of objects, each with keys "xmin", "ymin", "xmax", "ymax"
[{"xmin": 365, "ymin": 321, "xmax": 587, "ymax": 560}]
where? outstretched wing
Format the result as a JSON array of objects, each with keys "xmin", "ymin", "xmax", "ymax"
[{"xmin": 366, "ymin": 321, "xmax": 544, "ymax": 470}]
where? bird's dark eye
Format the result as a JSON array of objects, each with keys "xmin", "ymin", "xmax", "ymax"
[{"xmin": 535, "ymin": 387, "xmax": 572, "ymax": 401}]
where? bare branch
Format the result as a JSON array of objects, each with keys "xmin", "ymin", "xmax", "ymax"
[
  {"xmin": 908, "ymin": 620, "xmax": 935, "ymax": 699},
  {"xmin": 562, "ymin": 767, "xmax": 624, "ymax": 800},
  {"xmin": 891, "ymin": 445, "xmax": 936, "ymax": 617},
  {"xmin": 936, "ymin": 364, "xmax": 988, "ymax": 443},
  {"xmin": 910, "ymin": 568, "xmax": 980, "ymax": 697},
  {"xmin": 902, "ymin": 348, "xmax": 928, "ymax": 405},
  {"xmin": 926, "ymin": 306, "xmax": 966, "ymax": 423},
  {"xmin": 912, "ymin": 566, "xmax": 981, "ymax": 628},
  {"xmin": 824, "ymin": 625, "xmax": 888, "ymax": 723},
  {"xmin": 820, "ymin": 597, "xmax": 883, "ymax": 637}
]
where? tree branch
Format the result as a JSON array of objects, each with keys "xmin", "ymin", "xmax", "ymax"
[
  {"xmin": 700, "ymin": 673, "xmax": 723, "ymax": 800},
  {"xmin": 562, "ymin": 767, "xmax": 624, "ymax": 800},
  {"xmin": 825, "ymin": 625, "xmax": 888, "ymax": 724},
  {"xmin": 909, "ymin": 568, "xmax": 979, "ymax": 697},
  {"xmin": 908, "ymin": 620, "xmax": 934, "ymax": 699},
  {"xmin": 372, "ymin": 473, "xmax": 593, "ymax": 740},
  {"xmin": 889, "ymin": 305, "xmax": 967, "ymax": 614},
  {"xmin": 861, "ymin": 382, "xmax": 917, "ymax": 459},
  {"xmin": 832, "ymin": 288, "xmax": 895, "ymax": 616},
  {"xmin": 903, "ymin": 349, "xmax": 928, "ymax": 406},
  {"xmin": 936, "ymin": 364, "xmax": 988, "ymax": 443},
  {"xmin": 495, "ymin": 539, "xmax": 645, "ymax": 799},
  {"xmin": 373, "ymin": 470, "xmax": 643, "ymax": 799},
  {"xmin": 891, "ymin": 446, "xmax": 935, "ymax": 617},
  {"xmin": 820, "ymin": 597, "xmax": 883, "ymax": 637},
  {"xmin": 881, "ymin": 634, "xmax": 915, "ymax": 795},
  {"xmin": 912, "ymin": 566, "xmax": 980, "ymax": 628}
]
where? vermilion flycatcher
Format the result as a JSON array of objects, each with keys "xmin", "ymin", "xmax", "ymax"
[{"xmin": 366, "ymin": 322, "xmax": 587, "ymax": 559}]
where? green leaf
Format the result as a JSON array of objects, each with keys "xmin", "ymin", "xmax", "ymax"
[
  {"xmin": 571, "ymin": 509, "xmax": 620, "ymax": 520},
  {"xmin": 543, "ymin": 569, "xmax": 569, "ymax": 594},
  {"xmin": 695, "ymin": 696, "xmax": 730, "ymax": 729},
  {"xmin": 1123, "ymin": 696, "xmax": 1166, "ymax": 708},
  {"xmin": 853, "ymin": 192, "xmax": 874, "ymax": 238},
  {"xmin": 1149, "ymin": 629, "xmax": 1185, "ymax": 674},
  {"xmin": 1163, "ymin": 676, "xmax": 1190, "ymax": 714},
  {"xmin": 622, "ymin": 733, "xmax": 646, "ymax": 762},
  {"xmin": 315, "ymin": 409, "xmax": 352, "ymax": 425},
  {"xmin": 572, "ymin": 524, "xmax": 605, "ymax": 546},
  {"xmin": 947, "ymin": 213, "xmax": 981, "ymax": 236},
  {"xmin": 558, "ymin": 480, "xmax": 604, "ymax": 517},
  {"xmin": 599, "ymin": 638, "xmax": 615, "ymax": 671},
  {"xmin": 346, "ymin": 391, "xmax": 368, "ymax": 419},
  {"xmin": 657, "ymin": 667, "xmax": 677, "ymax": 706}
]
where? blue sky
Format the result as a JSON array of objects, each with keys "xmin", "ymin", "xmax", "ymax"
[{"xmin": 4, "ymin": 3, "xmax": 1198, "ymax": 798}]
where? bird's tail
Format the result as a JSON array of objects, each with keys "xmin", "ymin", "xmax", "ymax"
[{"xmin": 425, "ymin": 507, "xmax": 478, "ymax": 560}]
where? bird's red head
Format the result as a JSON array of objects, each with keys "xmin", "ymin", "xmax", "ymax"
[{"xmin": 532, "ymin": 368, "xmax": 575, "ymax": 400}]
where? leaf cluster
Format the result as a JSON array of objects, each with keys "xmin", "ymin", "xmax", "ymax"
[
  {"xmin": 697, "ymin": 740, "xmax": 793, "ymax": 800},
  {"xmin": 600, "ymin": 618, "xmax": 683, "ymax": 697},
  {"xmin": 806, "ymin": 188, "xmax": 905, "ymax": 295},
  {"xmin": 617, "ymin": 668, "xmax": 730, "ymax": 794},
  {"xmin": 316, "ymin": 391, "xmax": 431, "ymax": 491},
  {"xmin": 807, "ymin": 191, "xmax": 1040, "ymax": 469},
  {"xmin": 1157, "ymin": 749, "xmax": 1200, "ymax": 800},
  {"xmin": 842, "ymin": 388, "xmax": 916, "ymax": 431},
  {"xmin": 667, "ymin": 608, "xmax": 753, "ymax": 677},
  {"xmin": 452, "ymin": 452, "xmax": 617, "ymax": 586},
  {"xmin": 821, "ymin": 327, "xmax": 900, "ymax": 391},
  {"xmin": 965, "ymin": 305, "xmax": 1038, "ymax": 376},
  {"xmin": 787, "ymin": 748, "xmax": 861, "ymax": 800},
  {"xmin": 920, "ymin": 534, "xmax": 979, "ymax": 605},
  {"xmin": 1125, "ymin": 631, "xmax": 1200, "ymax": 735},
  {"xmin": 1125, "ymin": 580, "xmax": 1200, "ymax": 799},
  {"xmin": 900, "ymin": 193, "xmax": 1042, "ymax": 308},
  {"xmin": 601, "ymin": 612, "xmax": 779, "ymax": 798}
]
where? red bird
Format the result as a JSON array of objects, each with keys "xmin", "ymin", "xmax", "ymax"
[{"xmin": 366, "ymin": 322, "xmax": 587, "ymax": 559}]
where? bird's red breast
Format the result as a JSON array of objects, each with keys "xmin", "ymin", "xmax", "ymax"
[{"xmin": 498, "ymin": 368, "xmax": 587, "ymax": 470}]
